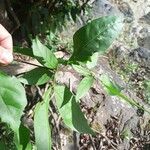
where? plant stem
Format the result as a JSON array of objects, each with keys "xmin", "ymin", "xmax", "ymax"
[
  {"xmin": 14, "ymin": 59, "xmax": 42, "ymax": 67},
  {"xmin": 118, "ymin": 93, "xmax": 150, "ymax": 114}
]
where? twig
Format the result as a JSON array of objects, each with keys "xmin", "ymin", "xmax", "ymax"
[
  {"xmin": 36, "ymin": 86, "xmax": 43, "ymax": 98},
  {"xmin": 89, "ymin": 135, "xmax": 96, "ymax": 150},
  {"xmin": 110, "ymin": 140, "xmax": 118, "ymax": 150},
  {"xmin": 14, "ymin": 59, "xmax": 55, "ymax": 74},
  {"xmin": 49, "ymin": 105, "xmax": 62, "ymax": 150},
  {"xmin": 49, "ymin": 97, "xmax": 62, "ymax": 150},
  {"xmin": 56, "ymin": 116, "xmax": 61, "ymax": 131},
  {"xmin": 44, "ymin": 83, "xmax": 50, "ymax": 93},
  {"xmin": 73, "ymin": 131, "xmax": 78, "ymax": 150},
  {"xmin": 48, "ymin": 94, "xmax": 59, "ymax": 129},
  {"xmin": 14, "ymin": 59, "xmax": 42, "ymax": 67}
]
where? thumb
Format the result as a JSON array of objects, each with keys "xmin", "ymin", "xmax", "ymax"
[{"xmin": 0, "ymin": 46, "xmax": 13, "ymax": 65}]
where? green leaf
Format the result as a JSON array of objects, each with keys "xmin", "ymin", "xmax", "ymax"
[
  {"xmin": 72, "ymin": 64, "xmax": 91, "ymax": 76},
  {"xmin": 19, "ymin": 67, "xmax": 52, "ymax": 85},
  {"xmin": 0, "ymin": 72, "xmax": 27, "ymax": 132},
  {"xmin": 54, "ymin": 85, "xmax": 95, "ymax": 135},
  {"xmin": 76, "ymin": 76, "xmax": 94, "ymax": 101},
  {"xmin": 100, "ymin": 75, "xmax": 150, "ymax": 114},
  {"xmin": 70, "ymin": 15, "xmax": 123, "ymax": 61},
  {"xmin": 86, "ymin": 52, "xmax": 99, "ymax": 69},
  {"xmin": 19, "ymin": 124, "xmax": 31, "ymax": 150},
  {"xmin": 32, "ymin": 38, "xmax": 58, "ymax": 69},
  {"xmin": 0, "ymin": 140, "xmax": 7, "ymax": 150},
  {"xmin": 34, "ymin": 88, "xmax": 51, "ymax": 150},
  {"xmin": 26, "ymin": 143, "xmax": 32, "ymax": 150},
  {"xmin": 99, "ymin": 74, "xmax": 121, "ymax": 95},
  {"xmin": 14, "ymin": 46, "xmax": 34, "ymax": 58}
]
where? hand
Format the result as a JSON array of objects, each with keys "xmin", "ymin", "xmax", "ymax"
[{"xmin": 0, "ymin": 24, "xmax": 13, "ymax": 65}]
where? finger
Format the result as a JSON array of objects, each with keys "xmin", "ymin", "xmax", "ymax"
[
  {"xmin": 0, "ymin": 46, "xmax": 13, "ymax": 65},
  {"xmin": 0, "ymin": 24, "xmax": 13, "ymax": 53}
]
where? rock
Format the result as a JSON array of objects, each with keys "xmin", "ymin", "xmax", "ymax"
[
  {"xmin": 138, "ymin": 36, "xmax": 150, "ymax": 50},
  {"xmin": 129, "ymin": 47, "xmax": 150, "ymax": 69},
  {"xmin": 139, "ymin": 12, "xmax": 150, "ymax": 25},
  {"xmin": 91, "ymin": 0, "xmax": 120, "ymax": 19},
  {"xmin": 117, "ymin": 1, "xmax": 134, "ymax": 23}
]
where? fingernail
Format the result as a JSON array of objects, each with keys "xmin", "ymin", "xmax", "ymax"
[{"xmin": 0, "ymin": 50, "xmax": 13, "ymax": 65}]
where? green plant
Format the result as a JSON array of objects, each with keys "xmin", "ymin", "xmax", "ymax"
[
  {"xmin": 11, "ymin": 0, "xmax": 91, "ymax": 37},
  {"xmin": 0, "ymin": 15, "xmax": 149, "ymax": 149}
]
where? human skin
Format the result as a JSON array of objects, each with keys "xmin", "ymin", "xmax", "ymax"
[{"xmin": 0, "ymin": 24, "xmax": 13, "ymax": 65}]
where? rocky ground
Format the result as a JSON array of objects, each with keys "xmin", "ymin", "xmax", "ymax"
[{"xmin": 0, "ymin": 0, "xmax": 150, "ymax": 149}]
